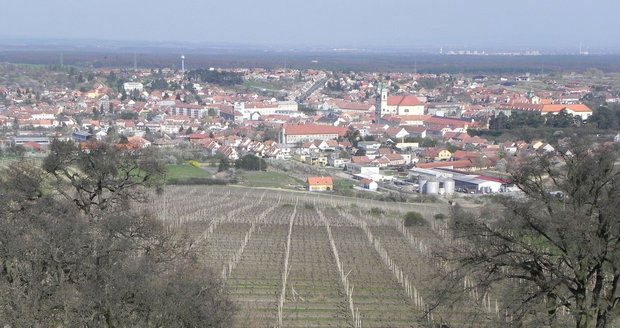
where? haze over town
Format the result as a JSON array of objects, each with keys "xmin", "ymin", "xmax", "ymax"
[{"xmin": 1, "ymin": 0, "xmax": 620, "ymax": 52}]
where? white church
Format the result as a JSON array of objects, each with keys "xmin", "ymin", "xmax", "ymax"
[{"xmin": 378, "ymin": 89, "xmax": 425, "ymax": 117}]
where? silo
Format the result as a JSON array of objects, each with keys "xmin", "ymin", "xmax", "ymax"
[
  {"xmin": 418, "ymin": 179, "xmax": 427, "ymax": 193},
  {"xmin": 443, "ymin": 180, "xmax": 456, "ymax": 195},
  {"xmin": 425, "ymin": 180, "xmax": 440, "ymax": 195}
]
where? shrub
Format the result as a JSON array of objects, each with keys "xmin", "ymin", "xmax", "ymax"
[
  {"xmin": 404, "ymin": 211, "xmax": 427, "ymax": 227},
  {"xmin": 434, "ymin": 213, "xmax": 446, "ymax": 220},
  {"xmin": 369, "ymin": 207, "xmax": 385, "ymax": 216},
  {"xmin": 235, "ymin": 154, "xmax": 267, "ymax": 171}
]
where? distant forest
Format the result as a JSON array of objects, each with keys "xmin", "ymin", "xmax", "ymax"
[
  {"xmin": 2, "ymin": 50, "xmax": 620, "ymax": 73},
  {"xmin": 187, "ymin": 69, "xmax": 243, "ymax": 86}
]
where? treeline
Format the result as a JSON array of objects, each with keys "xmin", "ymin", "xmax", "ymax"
[
  {"xmin": 469, "ymin": 105, "xmax": 620, "ymax": 142},
  {"xmin": 489, "ymin": 110, "xmax": 582, "ymax": 130},
  {"xmin": 587, "ymin": 104, "xmax": 620, "ymax": 129},
  {"xmin": 235, "ymin": 154, "xmax": 268, "ymax": 171},
  {"xmin": 488, "ymin": 105, "xmax": 620, "ymax": 132},
  {"xmin": 187, "ymin": 69, "xmax": 244, "ymax": 86}
]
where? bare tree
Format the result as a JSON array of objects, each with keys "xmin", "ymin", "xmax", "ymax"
[
  {"xmin": 0, "ymin": 147, "xmax": 236, "ymax": 327},
  {"xmin": 447, "ymin": 139, "xmax": 620, "ymax": 327},
  {"xmin": 42, "ymin": 139, "xmax": 166, "ymax": 216}
]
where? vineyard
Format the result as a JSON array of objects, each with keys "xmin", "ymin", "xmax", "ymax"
[{"xmin": 149, "ymin": 186, "xmax": 523, "ymax": 327}]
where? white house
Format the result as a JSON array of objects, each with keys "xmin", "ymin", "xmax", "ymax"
[{"xmin": 359, "ymin": 178, "xmax": 378, "ymax": 191}]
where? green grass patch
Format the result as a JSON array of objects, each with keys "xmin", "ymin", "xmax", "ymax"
[
  {"xmin": 243, "ymin": 79, "xmax": 286, "ymax": 91},
  {"xmin": 165, "ymin": 164, "xmax": 211, "ymax": 182},
  {"xmin": 382, "ymin": 169, "xmax": 397, "ymax": 176},
  {"xmin": 237, "ymin": 171, "xmax": 302, "ymax": 188},
  {"xmin": 333, "ymin": 178, "xmax": 356, "ymax": 190}
]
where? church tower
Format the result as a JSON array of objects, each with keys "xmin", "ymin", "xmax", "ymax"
[{"xmin": 379, "ymin": 87, "xmax": 388, "ymax": 116}]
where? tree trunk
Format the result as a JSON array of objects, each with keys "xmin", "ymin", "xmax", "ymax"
[
  {"xmin": 546, "ymin": 293, "xmax": 559, "ymax": 328},
  {"xmin": 575, "ymin": 288, "xmax": 590, "ymax": 328}
]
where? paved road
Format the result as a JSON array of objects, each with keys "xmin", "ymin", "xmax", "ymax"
[{"xmin": 296, "ymin": 75, "xmax": 331, "ymax": 102}]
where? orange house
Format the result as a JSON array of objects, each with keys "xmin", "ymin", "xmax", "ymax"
[{"xmin": 307, "ymin": 176, "xmax": 333, "ymax": 191}]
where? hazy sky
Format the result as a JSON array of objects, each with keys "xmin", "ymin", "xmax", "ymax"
[{"xmin": 2, "ymin": 0, "xmax": 619, "ymax": 50}]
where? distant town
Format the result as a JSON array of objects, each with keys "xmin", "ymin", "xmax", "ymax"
[{"xmin": 1, "ymin": 57, "xmax": 619, "ymax": 197}]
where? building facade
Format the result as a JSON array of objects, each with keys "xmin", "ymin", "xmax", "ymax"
[
  {"xmin": 282, "ymin": 124, "xmax": 348, "ymax": 144},
  {"xmin": 307, "ymin": 176, "xmax": 333, "ymax": 191},
  {"xmin": 378, "ymin": 89, "xmax": 425, "ymax": 116}
]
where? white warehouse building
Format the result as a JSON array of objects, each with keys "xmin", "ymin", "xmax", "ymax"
[{"xmin": 123, "ymin": 82, "xmax": 144, "ymax": 93}]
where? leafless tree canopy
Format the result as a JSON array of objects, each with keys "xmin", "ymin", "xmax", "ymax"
[
  {"xmin": 0, "ymin": 141, "xmax": 236, "ymax": 327},
  {"xmin": 446, "ymin": 139, "xmax": 620, "ymax": 328}
]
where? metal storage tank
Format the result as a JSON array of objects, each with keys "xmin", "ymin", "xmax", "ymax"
[
  {"xmin": 443, "ymin": 180, "xmax": 455, "ymax": 195},
  {"xmin": 425, "ymin": 180, "xmax": 440, "ymax": 194},
  {"xmin": 418, "ymin": 179, "xmax": 427, "ymax": 193}
]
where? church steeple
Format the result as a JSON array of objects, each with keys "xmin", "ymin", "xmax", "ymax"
[{"xmin": 380, "ymin": 86, "xmax": 388, "ymax": 115}]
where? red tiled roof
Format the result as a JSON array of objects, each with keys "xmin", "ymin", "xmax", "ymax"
[
  {"xmin": 541, "ymin": 104, "xmax": 592, "ymax": 113},
  {"xmin": 307, "ymin": 176, "xmax": 333, "ymax": 185},
  {"xmin": 188, "ymin": 133, "xmax": 210, "ymax": 139},
  {"xmin": 451, "ymin": 150, "xmax": 479, "ymax": 160},
  {"xmin": 498, "ymin": 103, "xmax": 591, "ymax": 114},
  {"xmin": 284, "ymin": 124, "xmax": 348, "ymax": 136},
  {"xmin": 351, "ymin": 156, "xmax": 372, "ymax": 164},
  {"xmin": 403, "ymin": 125, "xmax": 427, "ymax": 133},
  {"xmin": 425, "ymin": 117, "xmax": 473, "ymax": 128},
  {"xmin": 384, "ymin": 153, "xmax": 404, "ymax": 161},
  {"xmin": 22, "ymin": 141, "xmax": 43, "ymax": 151},
  {"xmin": 335, "ymin": 101, "xmax": 374, "ymax": 111},
  {"xmin": 477, "ymin": 175, "xmax": 508, "ymax": 183},
  {"xmin": 387, "ymin": 95, "xmax": 422, "ymax": 106},
  {"xmin": 416, "ymin": 160, "xmax": 474, "ymax": 169}
]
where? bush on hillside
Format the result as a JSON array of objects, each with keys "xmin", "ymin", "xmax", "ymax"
[{"xmin": 404, "ymin": 211, "xmax": 427, "ymax": 227}]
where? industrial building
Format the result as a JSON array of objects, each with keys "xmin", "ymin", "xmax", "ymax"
[
  {"xmin": 452, "ymin": 175, "xmax": 504, "ymax": 193},
  {"xmin": 410, "ymin": 167, "xmax": 507, "ymax": 194}
]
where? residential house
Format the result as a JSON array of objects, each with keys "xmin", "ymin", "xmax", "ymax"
[
  {"xmin": 359, "ymin": 178, "xmax": 378, "ymax": 191},
  {"xmin": 357, "ymin": 141, "xmax": 382, "ymax": 155},
  {"xmin": 403, "ymin": 125, "xmax": 427, "ymax": 138},
  {"xmin": 351, "ymin": 156, "xmax": 373, "ymax": 165},
  {"xmin": 372, "ymin": 156, "xmax": 390, "ymax": 168},
  {"xmin": 307, "ymin": 176, "xmax": 333, "ymax": 191},
  {"xmin": 328, "ymin": 157, "xmax": 351, "ymax": 168},
  {"xmin": 127, "ymin": 136, "xmax": 151, "ymax": 149},
  {"xmin": 217, "ymin": 145, "xmax": 238, "ymax": 161},
  {"xmin": 383, "ymin": 153, "xmax": 406, "ymax": 166},
  {"xmin": 420, "ymin": 148, "xmax": 452, "ymax": 161},
  {"xmin": 385, "ymin": 127, "xmax": 409, "ymax": 139}
]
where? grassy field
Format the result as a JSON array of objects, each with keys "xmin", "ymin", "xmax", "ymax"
[
  {"xmin": 0, "ymin": 156, "xmax": 43, "ymax": 168},
  {"xmin": 236, "ymin": 170, "xmax": 304, "ymax": 188},
  {"xmin": 243, "ymin": 79, "xmax": 291, "ymax": 92},
  {"xmin": 165, "ymin": 164, "xmax": 211, "ymax": 181},
  {"xmin": 333, "ymin": 178, "xmax": 356, "ymax": 190}
]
